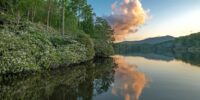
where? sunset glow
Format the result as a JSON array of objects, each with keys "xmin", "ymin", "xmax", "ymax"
[
  {"xmin": 89, "ymin": 0, "xmax": 200, "ymax": 41},
  {"xmin": 112, "ymin": 55, "xmax": 148, "ymax": 100}
]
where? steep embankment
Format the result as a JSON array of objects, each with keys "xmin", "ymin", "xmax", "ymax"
[{"xmin": 0, "ymin": 13, "xmax": 114, "ymax": 74}]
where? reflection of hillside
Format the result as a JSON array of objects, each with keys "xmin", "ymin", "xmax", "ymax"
[
  {"xmin": 116, "ymin": 50, "xmax": 200, "ymax": 67},
  {"xmin": 114, "ymin": 32, "xmax": 200, "ymax": 67},
  {"xmin": 119, "ymin": 52, "xmax": 174, "ymax": 61},
  {"xmin": 151, "ymin": 52, "xmax": 200, "ymax": 67},
  {"xmin": 112, "ymin": 56, "xmax": 148, "ymax": 100},
  {"xmin": 174, "ymin": 53, "xmax": 200, "ymax": 67},
  {"xmin": 0, "ymin": 58, "xmax": 115, "ymax": 100}
]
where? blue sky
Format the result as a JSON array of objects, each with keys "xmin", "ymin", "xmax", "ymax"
[{"xmin": 88, "ymin": 0, "xmax": 200, "ymax": 41}]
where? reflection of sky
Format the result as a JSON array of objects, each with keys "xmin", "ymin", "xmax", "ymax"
[
  {"xmin": 88, "ymin": 0, "xmax": 200, "ymax": 41},
  {"xmin": 125, "ymin": 56, "xmax": 200, "ymax": 100},
  {"xmin": 93, "ymin": 55, "xmax": 200, "ymax": 100},
  {"xmin": 112, "ymin": 55, "xmax": 148, "ymax": 100}
]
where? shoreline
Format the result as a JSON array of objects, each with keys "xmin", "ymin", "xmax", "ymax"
[{"xmin": 0, "ymin": 15, "xmax": 114, "ymax": 74}]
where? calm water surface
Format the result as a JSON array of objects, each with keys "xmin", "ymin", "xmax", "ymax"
[
  {"xmin": 95, "ymin": 55, "xmax": 200, "ymax": 100},
  {"xmin": 1, "ymin": 53, "xmax": 200, "ymax": 100}
]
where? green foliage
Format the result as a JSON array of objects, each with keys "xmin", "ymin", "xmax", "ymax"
[
  {"xmin": 0, "ymin": 0, "xmax": 114, "ymax": 74},
  {"xmin": 0, "ymin": 30, "xmax": 40, "ymax": 73},
  {"xmin": 75, "ymin": 33, "xmax": 95, "ymax": 59},
  {"xmin": 94, "ymin": 39, "xmax": 114, "ymax": 57},
  {"xmin": 0, "ymin": 0, "xmax": 96, "ymax": 35},
  {"xmin": 93, "ymin": 17, "xmax": 113, "ymax": 40},
  {"xmin": 80, "ymin": 5, "xmax": 95, "ymax": 35},
  {"xmin": 92, "ymin": 17, "xmax": 114, "ymax": 57},
  {"xmin": 173, "ymin": 32, "xmax": 200, "ymax": 52},
  {"xmin": 0, "ymin": 21, "xmax": 95, "ymax": 74}
]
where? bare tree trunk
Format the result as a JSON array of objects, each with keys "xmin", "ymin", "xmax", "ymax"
[
  {"xmin": 31, "ymin": 7, "xmax": 34, "ymax": 22},
  {"xmin": 30, "ymin": 4, "xmax": 37, "ymax": 22},
  {"xmin": 16, "ymin": 11, "xmax": 21, "ymax": 26},
  {"xmin": 61, "ymin": 0, "xmax": 65, "ymax": 35},
  {"xmin": 47, "ymin": 0, "xmax": 51, "ymax": 29},
  {"xmin": 32, "ymin": 8, "xmax": 36, "ymax": 22},
  {"xmin": 27, "ymin": 10, "xmax": 30, "ymax": 21},
  {"xmin": 58, "ymin": 10, "xmax": 61, "ymax": 33}
]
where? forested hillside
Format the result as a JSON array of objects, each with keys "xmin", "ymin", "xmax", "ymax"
[
  {"xmin": 156, "ymin": 32, "xmax": 200, "ymax": 53},
  {"xmin": 121, "ymin": 36, "xmax": 175, "ymax": 45},
  {"xmin": 0, "ymin": 0, "xmax": 114, "ymax": 74},
  {"xmin": 115, "ymin": 32, "xmax": 200, "ymax": 53}
]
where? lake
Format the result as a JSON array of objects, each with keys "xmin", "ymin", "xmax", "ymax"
[
  {"xmin": 97, "ymin": 54, "xmax": 200, "ymax": 100},
  {"xmin": 1, "ymin": 53, "xmax": 200, "ymax": 100}
]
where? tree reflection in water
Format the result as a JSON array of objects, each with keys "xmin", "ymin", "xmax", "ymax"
[
  {"xmin": 112, "ymin": 55, "xmax": 148, "ymax": 100},
  {"xmin": 0, "ymin": 56, "xmax": 150, "ymax": 100},
  {"xmin": 0, "ymin": 58, "xmax": 115, "ymax": 100}
]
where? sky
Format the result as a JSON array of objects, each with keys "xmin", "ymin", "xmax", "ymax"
[{"xmin": 88, "ymin": 0, "xmax": 200, "ymax": 41}]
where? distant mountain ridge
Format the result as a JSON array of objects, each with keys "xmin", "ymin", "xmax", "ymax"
[
  {"xmin": 115, "ymin": 32, "xmax": 200, "ymax": 54},
  {"xmin": 122, "ymin": 35, "xmax": 175, "ymax": 44}
]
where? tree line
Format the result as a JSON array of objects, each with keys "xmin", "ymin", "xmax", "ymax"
[{"xmin": 0, "ymin": 0, "xmax": 112, "ymax": 39}]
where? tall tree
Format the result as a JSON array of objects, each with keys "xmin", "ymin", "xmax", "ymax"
[
  {"xmin": 94, "ymin": 17, "xmax": 113, "ymax": 40},
  {"xmin": 47, "ymin": 0, "xmax": 51, "ymax": 29},
  {"xmin": 80, "ymin": 4, "xmax": 95, "ymax": 35},
  {"xmin": 61, "ymin": 0, "xmax": 65, "ymax": 35}
]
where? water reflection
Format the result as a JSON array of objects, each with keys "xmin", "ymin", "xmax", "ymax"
[
  {"xmin": 116, "ymin": 51, "xmax": 200, "ymax": 67},
  {"xmin": 112, "ymin": 55, "xmax": 148, "ymax": 100},
  {"xmin": 0, "ymin": 58, "xmax": 115, "ymax": 100},
  {"xmin": 2, "ymin": 53, "xmax": 200, "ymax": 100}
]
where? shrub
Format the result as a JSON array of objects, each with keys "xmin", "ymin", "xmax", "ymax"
[
  {"xmin": 94, "ymin": 39, "xmax": 114, "ymax": 57},
  {"xmin": 0, "ymin": 22, "xmax": 96, "ymax": 74}
]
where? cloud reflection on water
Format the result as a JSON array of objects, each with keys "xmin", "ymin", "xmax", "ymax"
[{"xmin": 112, "ymin": 55, "xmax": 148, "ymax": 100}]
